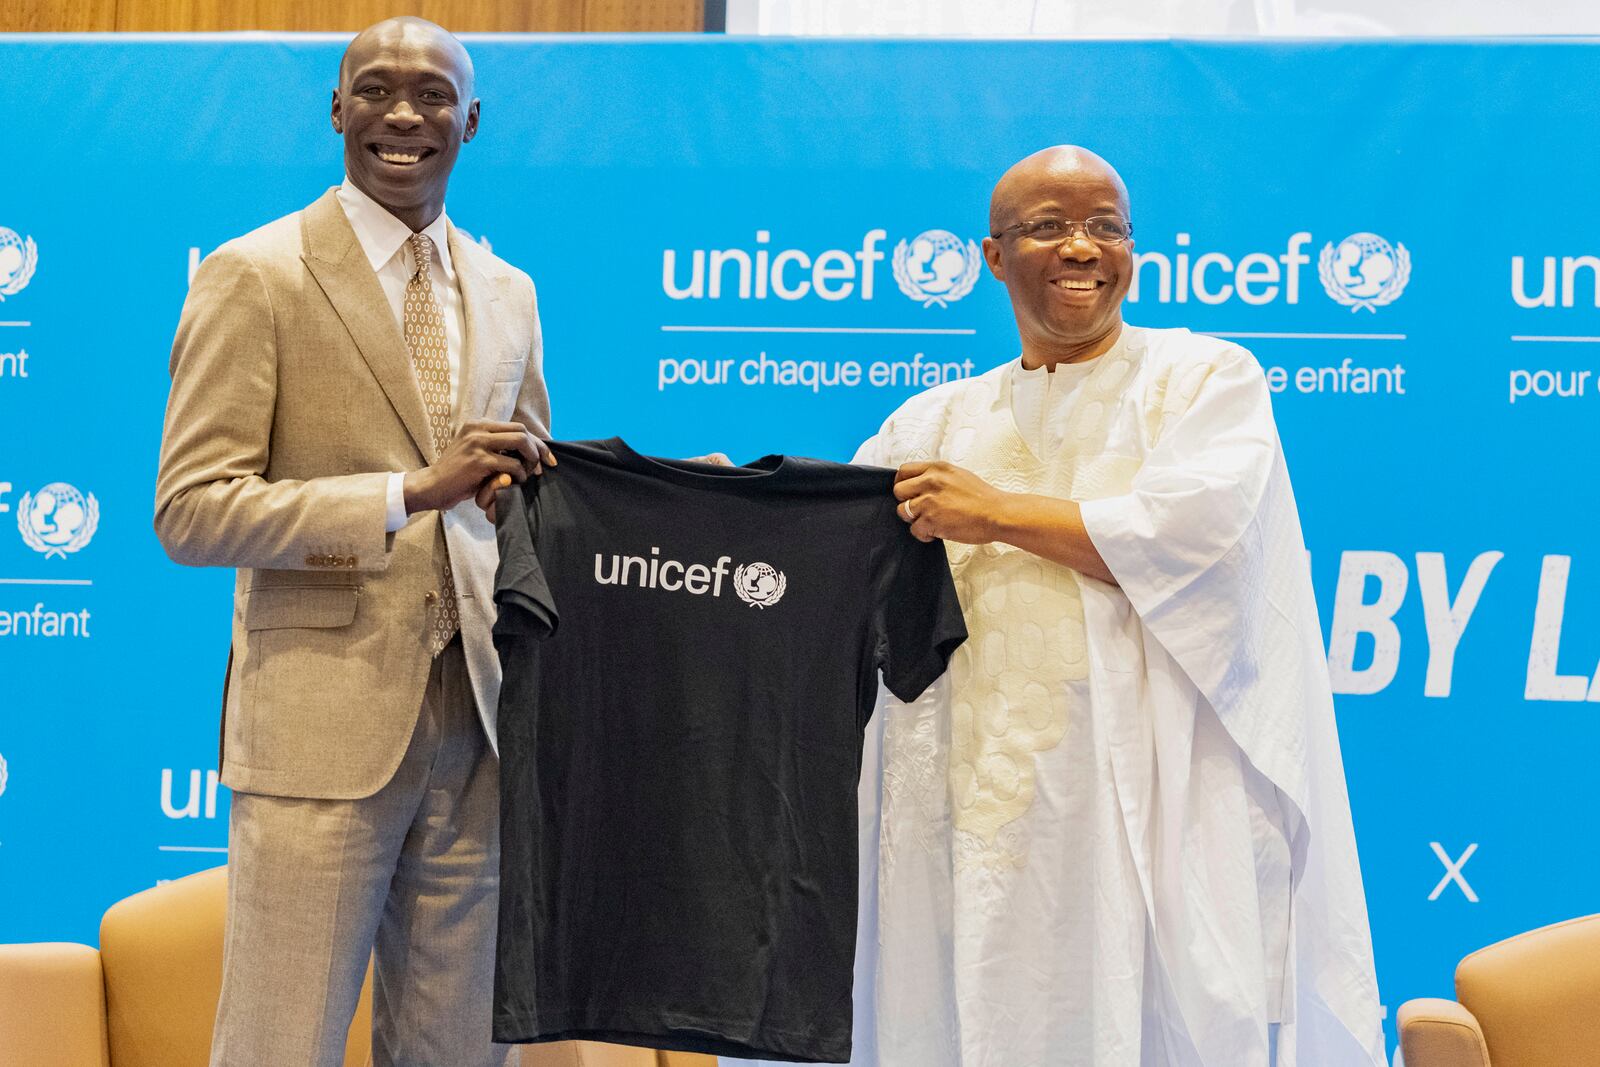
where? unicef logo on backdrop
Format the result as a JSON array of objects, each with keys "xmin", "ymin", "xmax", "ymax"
[
  {"xmin": 0, "ymin": 227, "xmax": 38, "ymax": 300},
  {"xmin": 733, "ymin": 562, "xmax": 787, "ymax": 608},
  {"xmin": 1318, "ymin": 232, "xmax": 1410, "ymax": 312},
  {"xmin": 893, "ymin": 229, "xmax": 983, "ymax": 307},
  {"xmin": 18, "ymin": 482, "xmax": 99, "ymax": 558}
]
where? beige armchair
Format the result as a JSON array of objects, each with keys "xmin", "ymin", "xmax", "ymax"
[
  {"xmin": 0, "ymin": 866, "xmax": 715, "ymax": 1067},
  {"xmin": 1398, "ymin": 913, "xmax": 1600, "ymax": 1067}
]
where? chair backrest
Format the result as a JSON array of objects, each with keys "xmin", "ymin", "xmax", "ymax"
[
  {"xmin": 97, "ymin": 866, "xmax": 372, "ymax": 1067},
  {"xmin": 91, "ymin": 866, "xmax": 705, "ymax": 1067},
  {"xmin": 1456, "ymin": 913, "xmax": 1600, "ymax": 1067}
]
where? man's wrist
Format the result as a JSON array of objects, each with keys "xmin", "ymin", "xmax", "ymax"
[
  {"xmin": 402, "ymin": 468, "xmax": 434, "ymax": 515},
  {"xmin": 986, "ymin": 490, "xmax": 1026, "ymax": 545}
]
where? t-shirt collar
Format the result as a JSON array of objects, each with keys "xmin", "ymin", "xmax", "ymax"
[
  {"xmin": 336, "ymin": 175, "xmax": 455, "ymax": 284},
  {"xmin": 603, "ymin": 437, "xmax": 790, "ymax": 489}
]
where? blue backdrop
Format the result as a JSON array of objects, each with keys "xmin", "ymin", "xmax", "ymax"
[{"xmin": 3, "ymin": 33, "xmax": 1599, "ymax": 1062}]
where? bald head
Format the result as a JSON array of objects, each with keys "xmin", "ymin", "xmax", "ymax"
[
  {"xmin": 980, "ymin": 146, "xmax": 1134, "ymax": 366},
  {"xmin": 989, "ymin": 146, "xmax": 1129, "ymax": 236},
  {"xmin": 340, "ymin": 17, "xmax": 474, "ymax": 98}
]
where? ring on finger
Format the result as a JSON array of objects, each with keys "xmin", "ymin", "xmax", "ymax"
[{"xmin": 900, "ymin": 499, "xmax": 917, "ymax": 522}]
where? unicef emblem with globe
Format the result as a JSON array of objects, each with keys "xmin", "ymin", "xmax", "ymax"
[
  {"xmin": 18, "ymin": 482, "xmax": 99, "ymax": 559},
  {"xmin": 1319, "ymin": 232, "xmax": 1410, "ymax": 312},
  {"xmin": 733, "ymin": 562, "xmax": 787, "ymax": 609},
  {"xmin": 893, "ymin": 229, "xmax": 982, "ymax": 307},
  {"xmin": 0, "ymin": 227, "xmax": 38, "ymax": 300}
]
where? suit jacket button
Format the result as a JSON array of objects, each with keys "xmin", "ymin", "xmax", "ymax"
[
  {"xmin": 425, "ymin": 590, "xmax": 437, "ymax": 603},
  {"xmin": 305, "ymin": 554, "xmax": 316, "ymax": 565},
  {"xmin": 347, "ymin": 556, "xmax": 357, "ymax": 567}
]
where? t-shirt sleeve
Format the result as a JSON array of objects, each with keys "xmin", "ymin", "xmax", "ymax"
[
  {"xmin": 873, "ymin": 527, "xmax": 967, "ymax": 703},
  {"xmin": 493, "ymin": 481, "xmax": 559, "ymax": 639}
]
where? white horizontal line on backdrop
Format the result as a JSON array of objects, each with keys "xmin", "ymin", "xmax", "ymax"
[
  {"xmin": 0, "ymin": 578, "xmax": 93, "ymax": 586},
  {"xmin": 1510, "ymin": 335, "xmax": 1600, "ymax": 342},
  {"xmin": 660, "ymin": 325, "xmax": 978, "ymax": 335},
  {"xmin": 158, "ymin": 845, "xmax": 229, "ymax": 854},
  {"xmin": 662, "ymin": 327, "xmax": 1407, "ymax": 340},
  {"xmin": 1200, "ymin": 331, "xmax": 1407, "ymax": 341},
  {"xmin": 0, "ymin": 321, "xmax": 30, "ymax": 327}
]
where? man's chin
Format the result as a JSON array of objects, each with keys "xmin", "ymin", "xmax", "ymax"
[
  {"xmin": 1044, "ymin": 311, "xmax": 1116, "ymax": 344},
  {"xmin": 350, "ymin": 170, "xmax": 439, "ymax": 211}
]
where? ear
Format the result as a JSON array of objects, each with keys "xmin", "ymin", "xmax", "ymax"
[
  {"xmin": 330, "ymin": 89, "xmax": 343, "ymax": 134},
  {"xmin": 462, "ymin": 99, "xmax": 481, "ymax": 144},
  {"xmin": 982, "ymin": 236, "xmax": 1005, "ymax": 281}
]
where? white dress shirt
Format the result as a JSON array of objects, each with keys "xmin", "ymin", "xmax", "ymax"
[{"xmin": 335, "ymin": 177, "xmax": 465, "ymax": 533}]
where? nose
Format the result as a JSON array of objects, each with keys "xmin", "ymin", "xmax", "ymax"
[
  {"xmin": 385, "ymin": 98, "xmax": 423, "ymax": 128},
  {"xmin": 1057, "ymin": 233, "xmax": 1099, "ymax": 262}
]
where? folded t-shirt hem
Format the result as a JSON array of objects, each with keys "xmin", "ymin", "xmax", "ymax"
[{"xmin": 493, "ymin": 1008, "xmax": 850, "ymax": 1063}]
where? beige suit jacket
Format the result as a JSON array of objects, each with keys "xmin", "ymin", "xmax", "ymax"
[{"xmin": 154, "ymin": 188, "xmax": 551, "ymax": 800}]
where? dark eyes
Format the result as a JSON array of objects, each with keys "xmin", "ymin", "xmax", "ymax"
[
  {"xmin": 1025, "ymin": 217, "xmax": 1131, "ymax": 242},
  {"xmin": 355, "ymin": 86, "xmax": 453, "ymax": 105}
]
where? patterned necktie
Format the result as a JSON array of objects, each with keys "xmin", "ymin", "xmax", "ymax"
[{"xmin": 404, "ymin": 232, "xmax": 459, "ymax": 655}]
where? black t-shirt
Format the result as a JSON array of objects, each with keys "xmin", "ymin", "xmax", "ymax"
[{"xmin": 491, "ymin": 437, "xmax": 967, "ymax": 1063}]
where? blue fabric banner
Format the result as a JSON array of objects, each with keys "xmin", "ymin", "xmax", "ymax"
[{"xmin": 3, "ymin": 35, "xmax": 1599, "ymax": 1061}]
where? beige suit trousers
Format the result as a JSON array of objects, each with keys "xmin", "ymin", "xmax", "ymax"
[{"xmin": 211, "ymin": 635, "xmax": 517, "ymax": 1067}]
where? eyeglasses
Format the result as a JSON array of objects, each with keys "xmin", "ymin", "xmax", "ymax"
[{"xmin": 993, "ymin": 216, "xmax": 1133, "ymax": 246}]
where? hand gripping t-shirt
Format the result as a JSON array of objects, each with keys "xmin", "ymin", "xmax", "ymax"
[{"xmin": 491, "ymin": 438, "xmax": 967, "ymax": 1063}]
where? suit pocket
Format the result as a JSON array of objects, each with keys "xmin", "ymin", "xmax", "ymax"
[
  {"xmin": 494, "ymin": 357, "xmax": 526, "ymax": 383},
  {"xmin": 489, "ymin": 380, "xmax": 520, "ymax": 420},
  {"xmin": 244, "ymin": 586, "xmax": 359, "ymax": 630}
]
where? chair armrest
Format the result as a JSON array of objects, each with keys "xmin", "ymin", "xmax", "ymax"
[
  {"xmin": 520, "ymin": 1041, "xmax": 663, "ymax": 1067},
  {"xmin": 656, "ymin": 1053, "xmax": 716, "ymax": 1067},
  {"xmin": 517, "ymin": 1042, "xmax": 717, "ymax": 1067},
  {"xmin": 1399, "ymin": 997, "xmax": 1492, "ymax": 1067},
  {"xmin": 0, "ymin": 942, "xmax": 111, "ymax": 1067}
]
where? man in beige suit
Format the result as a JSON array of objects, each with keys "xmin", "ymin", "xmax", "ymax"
[{"xmin": 154, "ymin": 18, "xmax": 549, "ymax": 1066}]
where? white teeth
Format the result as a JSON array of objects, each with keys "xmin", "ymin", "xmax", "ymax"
[
  {"xmin": 378, "ymin": 149, "xmax": 423, "ymax": 164},
  {"xmin": 1055, "ymin": 278, "xmax": 1097, "ymax": 291}
]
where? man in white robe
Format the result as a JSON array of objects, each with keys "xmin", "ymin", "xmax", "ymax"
[{"xmin": 797, "ymin": 146, "xmax": 1384, "ymax": 1067}]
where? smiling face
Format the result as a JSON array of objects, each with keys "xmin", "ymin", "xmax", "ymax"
[
  {"xmin": 331, "ymin": 18, "xmax": 479, "ymax": 232},
  {"xmin": 982, "ymin": 147, "xmax": 1134, "ymax": 368}
]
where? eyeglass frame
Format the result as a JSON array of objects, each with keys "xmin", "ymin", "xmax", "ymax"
[{"xmin": 990, "ymin": 216, "xmax": 1135, "ymax": 246}]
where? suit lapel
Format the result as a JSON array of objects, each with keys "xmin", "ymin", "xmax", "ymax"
[
  {"xmin": 449, "ymin": 223, "xmax": 506, "ymax": 429},
  {"xmin": 300, "ymin": 189, "xmax": 437, "ymax": 463}
]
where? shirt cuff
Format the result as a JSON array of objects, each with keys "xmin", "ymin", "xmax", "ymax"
[{"xmin": 385, "ymin": 472, "xmax": 409, "ymax": 533}]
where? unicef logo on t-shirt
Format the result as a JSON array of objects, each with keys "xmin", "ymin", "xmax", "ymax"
[
  {"xmin": 733, "ymin": 562, "xmax": 787, "ymax": 609},
  {"xmin": 1318, "ymin": 232, "xmax": 1410, "ymax": 312},
  {"xmin": 594, "ymin": 548, "xmax": 788, "ymax": 610},
  {"xmin": 893, "ymin": 229, "xmax": 983, "ymax": 308}
]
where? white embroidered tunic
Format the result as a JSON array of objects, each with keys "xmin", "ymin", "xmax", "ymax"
[{"xmin": 829, "ymin": 325, "xmax": 1384, "ymax": 1067}]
